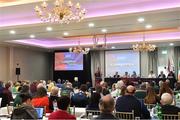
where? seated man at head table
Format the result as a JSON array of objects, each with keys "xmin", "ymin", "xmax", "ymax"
[
  {"xmin": 158, "ymin": 71, "xmax": 166, "ymax": 78},
  {"xmin": 160, "ymin": 93, "xmax": 180, "ymax": 114},
  {"xmin": 123, "ymin": 72, "xmax": 130, "ymax": 78},
  {"xmin": 113, "ymin": 72, "xmax": 120, "ymax": 78},
  {"xmin": 94, "ymin": 95, "xmax": 118, "ymax": 119},
  {"xmin": 131, "ymin": 71, "xmax": 137, "ymax": 78},
  {"xmin": 148, "ymin": 70, "xmax": 156, "ymax": 78}
]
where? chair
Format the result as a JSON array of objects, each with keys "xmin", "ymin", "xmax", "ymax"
[
  {"xmin": 162, "ymin": 112, "xmax": 180, "ymax": 120},
  {"xmin": 115, "ymin": 110, "xmax": 134, "ymax": 119},
  {"xmin": 145, "ymin": 104, "xmax": 156, "ymax": 109},
  {"xmin": 86, "ymin": 110, "xmax": 100, "ymax": 118}
]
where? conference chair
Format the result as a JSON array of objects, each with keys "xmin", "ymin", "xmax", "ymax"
[
  {"xmin": 86, "ymin": 110, "xmax": 100, "ymax": 119},
  {"xmin": 115, "ymin": 110, "xmax": 134, "ymax": 119},
  {"xmin": 162, "ymin": 112, "xmax": 180, "ymax": 120}
]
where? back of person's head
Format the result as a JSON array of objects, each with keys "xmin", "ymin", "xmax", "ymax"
[
  {"xmin": 5, "ymin": 82, "xmax": 11, "ymax": 89},
  {"xmin": 90, "ymin": 92, "xmax": 101, "ymax": 105},
  {"xmin": 20, "ymin": 93, "xmax": 32, "ymax": 103},
  {"xmin": 161, "ymin": 93, "xmax": 173, "ymax": 105},
  {"xmin": 120, "ymin": 86, "xmax": 126, "ymax": 96},
  {"xmin": 20, "ymin": 85, "xmax": 30, "ymax": 93},
  {"xmin": 95, "ymin": 85, "xmax": 102, "ymax": 94},
  {"xmin": 50, "ymin": 86, "xmax": 59, "ymax": 96},
  {"xmin": 35, "ymin": 87, "xmax": 47, "ymax": 98},
  {"xmin": 37, "ymin": 83, "xmax": 45, "ymax": 89},
  {"xmin": 80, "ymin": 84, "xmax": 87, "ymax": 92},
  {"xmin": 159, "ymin": 82, "xmax": 172, "ymax": 96},
  {"xmin": 116, "ymin": 80, "xmax": 124, "ymax": 89},
  {"xmin": 57, "ymin": 96, "xmax": 70, "ymax": 110},
  {"xmin": 126, "ymin": 85, "xmax": 136, "ymax": 95},
  {"xmin": 99, "ymin": 95, "xmax": 114, "ymax": 113}
]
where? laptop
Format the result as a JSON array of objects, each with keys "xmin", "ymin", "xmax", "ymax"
[{"xmin": 35, "ymin": 107, "xmax": 44, "ymax": 119}]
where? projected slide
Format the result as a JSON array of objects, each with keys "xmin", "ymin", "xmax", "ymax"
[
  {"xmin": 55, "ymin": 52, "xmax": 83, "ymax": 71},
  {"xmin": 105, "ymin": 50, "xmax": 140, "ymax": 77}
]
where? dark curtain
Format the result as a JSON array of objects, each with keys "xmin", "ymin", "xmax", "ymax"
[
  {"xmin": 174, "ymin": 46, "xmax": 180, "ymax": 79},
  {"xmin": 148, "ymin": 49, "xmax": 158, "ymax": 75}
]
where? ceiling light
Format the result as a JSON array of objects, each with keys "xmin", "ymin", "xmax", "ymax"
[
  {"xmin": 137, "ymin": 17, "xmax": 145, "ymax": 23},
  {"xmin": 145, "ymin": 24, "xmax": 152, "ymax": 29},
  {"xmin": 9, "ymin": 30, "xmax": 16, "ymax": 34},
  {"xmin": 111, "ymin": 46, "xmax": 115, "ymax": 49},
  {"xmin": 63, "ymin": 32, "xmax": 69, "ymax": 36},
  {"xmin": 169, "ymin": 43, "xmax": 174, "ymax": 46},
  {"xmin": 46, "ymin": 27, "xmax": 53, "ymax": 31},
  {"xmin": 101, "ymin": 29, "xmax": 107, "ymax": 33},
  {"xmin": 88, "ymin": 23, "xmax": 95, "ymax": 28},
  {"xmin": 29, "ymin": 34, "xmax": 35, "ymax": 38},
  {"xmin": 34, "ymin": 0, "xmax": 86, "ymax": 24}
]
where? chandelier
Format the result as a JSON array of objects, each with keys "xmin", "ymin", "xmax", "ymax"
[
  {"xmin": 34, "ymin": 0, "xmax": 86, "ymax": 24},
  {"xmin": 132, "ymin": 33, "xmax": 156, "ymax": 52},
  {"xmin": 69, "ymin": 41, "xmax": 90, "ymax": 54},
  {"xmin": 92, "ymin": 34, "xmax": 107, "ymax": 49}
]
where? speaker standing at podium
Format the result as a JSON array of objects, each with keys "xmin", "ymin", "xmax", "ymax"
[{"xmin": 16, "ymin": 63, "xmax": 21, "ymax": 81}]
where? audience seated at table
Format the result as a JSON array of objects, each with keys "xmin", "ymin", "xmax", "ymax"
[
  {"xmin": 49, "ymin": 86, "xmax": 60, "ymax": 111},
  {"xmin": 48, "ymin": 96, "xmax": 76, "ymax": 120},
  {"xmin": 86, "ymin": 92, "xmax": 101, "ymax": 110},
  {"xmin": 115, "ymin": 85, "xmax": 150, "ymax": 119},
  {"xmin": 161, "ymin": 93, "xmax": 180, "ymax": 114},
  {"xmin": 11, "ymin": 93, "xmax": 38, "ymax": 119},
  {"xmin": 71, "ymin": 84, "xmax": 89, "ymax": 107},
  {"xmin": 32, "ymin": 86, "xmax": 52, "ymax": 113},
  {"xmin": 94, "ymin": 95, "xmax": 117, "ymax": 120},
  {"xmin": 144, "ymin": 86, "xmax": 160, "ymax": 104},
  {"xmin": 13, "ymin": 84, "xmax": 30, "ymax": 107}
]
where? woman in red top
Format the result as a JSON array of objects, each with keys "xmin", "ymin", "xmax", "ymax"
[{"xmin": 32, "ymin": 87, "xmax": 52, "ymax": 113}]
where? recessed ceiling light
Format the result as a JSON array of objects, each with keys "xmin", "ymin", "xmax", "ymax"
[
  {"xmin": 137, "ymin": 17, "xmax": 145, "ymax": 23},
  {"xmin": 29, "ymin": 34, "xmax": 35, "ymax": 38},
  {"xmin": 88, "ymin": 23, "xmax": 95, "ymax": 28},
  {"xmin": 63, "ymin": 32, "xmax": 69, "ymax": 36},
  {"xmin": 111, "ymin": 46, "xmax": 115, "ymax": 49},
  {"xmin": 46, "ymin": 27, "xmax": 53, "ymax": 31},
  {"xmin": 101, "ymin": 29, "xmax": 107, "ymax": 33},
  {"xmin": 9, "ymin": 30, "xmax": 16, "ymax": 34},
  {"xmin": 145, "ymin": 24, "xmax": 152, "ymax": 29},
  {"xmin": 169, "ymin": 43, "xmax": 174, "ymax": 46}
]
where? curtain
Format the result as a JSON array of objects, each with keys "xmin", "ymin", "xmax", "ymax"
[
  {"xmin": 90, "ymin": 50, "xmax": 105, "ymax": 87},
  {"xmin": 174, "ymin": 46, "xmax": 180, "ymax": 79},
  {"xmin": 148, "ymin": 49, "xmax": 158, "ymax": 76}
]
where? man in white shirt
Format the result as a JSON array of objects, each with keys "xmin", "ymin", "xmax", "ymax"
[{"xmin": 148, "ymin": 70, "xmax": 156, "ymax": 78}]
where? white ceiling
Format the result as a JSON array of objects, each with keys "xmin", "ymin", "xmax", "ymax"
[{"xmin": 0, "ymin": 0, "xmax": 180, "ymax": 50}]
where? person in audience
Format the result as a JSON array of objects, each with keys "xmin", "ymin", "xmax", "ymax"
[
  {"xmin": 161, "ymin": 93, "xmax": 180, "ymax": 114},
  {"xmin": 131, "ymin": 71, "xmax": 137, "ymax": 78},
  {"xmin": 32, "ymin": 87, "xmax": 51, "ymax": 113},
  {"xmin": 167, "ymin": 71, "xmax": 176, "ymax": 89},
  {"xmin": 30, "ymin": 81, "xmax": 37, "ymax": 96},
  {"xmin": 111, "ymin": 80, "xmax": 124, "ymax": 97},
  {"xmin": 111, "ymin": 83, "xmax": 116, "ymax": 92},
  {"xmin": 175, "ymin": 81, "xmax": 180, "ymax": 91},
  {"xmin": 144, "ymin": 87, "xmax": 159, "ymax": 104},
  {"xmin": 159, "ymin": 82, "xmax": 173, "ymax": 97},
  {"xmin": 72, "ymin": 77, "xmax": 80, "ymax": 88},
  {"xmin": 100, "ymin": 81, "xmax": 110, "ymax": 96},
  {"xmin": 47, "ymin": 80, "xmax": 55, "ymax": 92},
  {"xmin": 95, "ymin": 85, "xmax": 103, "ymax": 97},
  {"xmin": 158, "ymin": 71, "xmax": 166, "ymax": 78},
  {"xmin": 86, "ymin": 81, "xmax": 92, "ymax": 90},
  {"xmin": 123, "ymin": 72, "xmax": 130, "ymax": 78},
  {"xmin": 148, "ymin": 70, "xmax": 156, "ymax": 78},
  {"xmin": 86, "ymin": 92, "xmax": 101, "ymax": 110},
  {"xmin": 134, "ymin": 82, "xmax": 147, "ymax": 99},
  {"xmin": 113, "ymin": 72, "xmax": 120, "ymax": 78},
  {"xmin": 2, "ymin": 82, "xmax": 13, "ymax": 106},
  {"xmin": 14, "ymin": 84, "xmax": 30, "ymax": 107},
  {"xmin": 150, "ymin": 81, "xmax": 159, "ymax": 94},
  {"xmin": 71, "ymin": 84, "xmax": 89, "ymax": 107},
  {"xmin": 115, "ymin": 85, "xmax": 150, "ymax": 119},
  {"xmin": 95, "ymin": 95, "xmax": 117, "ymax": 119},
  {"xmin": 49, "ymin": 86, "xmax": 60, "ymax": 111},
  {"xmin": 48, "ymin": 96, "xmax": 76, "ymax": 120},
  {"xmin": 120, "ymin": 86, "xmax": 126, "ymax": 96},
  {"xmin": 11, "ymin": 93, "xmax": 38, "ymax": 119}
]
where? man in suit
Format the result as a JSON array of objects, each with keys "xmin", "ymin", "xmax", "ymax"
[
  {"xmin": 115, "ymin": 85, "xmax": 150, "ymax": 119},
  {"xmin": 95, "ymin": 95, "xmax": 117, "ymax": 119},
  {"xmin": 161, "ymin": 93, "xmax": 180, "ymax": 114},
  {"xmin": 114, "ymin": 72, "xmax": 120, "ymax": 78},
  {"xmin": 158, "ymin": 71, "xmax": 166, "ymax": 78}
]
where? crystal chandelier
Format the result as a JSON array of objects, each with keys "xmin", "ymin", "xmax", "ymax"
[
  {"xmin": 69, "ymin": 41, "xmax": 90, "ymax": 54},
  {"xmin": 132, "ymin": 33, "xmax": 156, "ymax": 52},
  {"xmin": 34, "ymin": 0, "xmax": 86, "ymax": 24}
]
